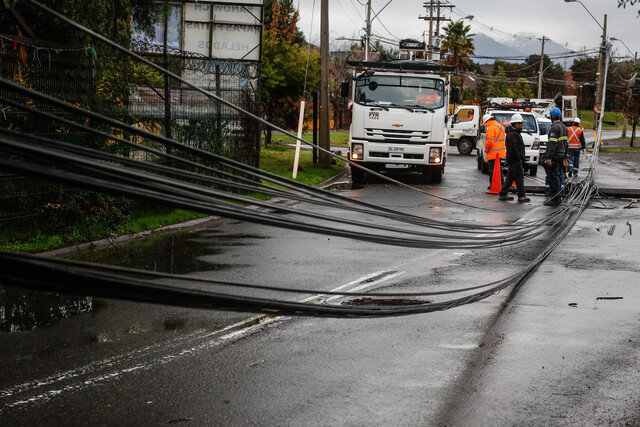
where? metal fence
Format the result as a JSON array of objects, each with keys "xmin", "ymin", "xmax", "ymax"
[{"xmin": 0, "ymin": 33, "xmax": 261, "ymax": 233}]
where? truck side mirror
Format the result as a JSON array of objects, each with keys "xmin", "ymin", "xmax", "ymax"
[
  {"xmin": 340, "ymin": 81, "xmax": 350, "ymax": 98},
  {"xmin": 479, "ymin": 124, "xmax": 486, "ymax": 133},
  {"xmin": 451, "ymin": 87, "xmax": 461, "ymax": 104},
  {"xmin": 539, "ymin": 127, "xmax": 547, "ymax": 135}
]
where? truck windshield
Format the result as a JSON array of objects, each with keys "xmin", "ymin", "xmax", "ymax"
[
  {"xmin": 493, "ymin": 113, "xmax": 538, "ymax": 134},
  {"xmin": 537, "ymin": 121, "xmax": 551, "ymax": 135},
  {"xmin": 355, "ymin": 75, "xmax": 445, "ymax": 110}
]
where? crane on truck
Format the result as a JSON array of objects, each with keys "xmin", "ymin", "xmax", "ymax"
[{"xmin": 342, "ymin": 60, "xmax": 459, "ymax": 188}]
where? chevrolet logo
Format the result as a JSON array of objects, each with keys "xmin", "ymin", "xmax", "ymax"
[{"xmin": 392, "ymin": 123, "xmax": 404, "ymax": 128}]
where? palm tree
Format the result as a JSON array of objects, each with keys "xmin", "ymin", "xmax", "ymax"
[{"xmin": 440, "ymin": 21, "xmax": 475, "ymax": 73}]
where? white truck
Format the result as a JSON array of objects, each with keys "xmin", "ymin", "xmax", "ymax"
[
  {"xmin": 476, "ymin": 108, "xmax": 541, "ymax": 176},
  {"xmin": 448, "ymin": 104, "xmax": 481, "ymax": 155},
  {"xmin": 342, "ymin": 60, "xmax": 459, "ymax": 187}
]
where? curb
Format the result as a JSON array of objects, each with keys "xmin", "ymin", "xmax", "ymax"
[{"xmin": 39, "ymin": 168, "xmax": 350, "ymax": 258}]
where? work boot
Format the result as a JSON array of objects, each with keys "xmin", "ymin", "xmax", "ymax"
[
  {"xmin": 518, "ymin": 196, "xmax": 531, "ymax": 203},
  {"xmin": 498, "ymin": 194, "xmax": 514, "ymax": 201}
]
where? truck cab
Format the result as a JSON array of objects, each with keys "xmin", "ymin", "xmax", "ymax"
[
  {"xmin": 448, "ymin": 105, "xmax": 481, "ymax": 155},
  {"xmin": 344, "ymin": 61, "xmax": 457, "ymax": 188}
]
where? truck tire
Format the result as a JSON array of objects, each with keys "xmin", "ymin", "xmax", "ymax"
[
  {"xmin": 351, "ymin": 164, "xmax": 365, "ymax": 188},
  {"xmin": 457, "ymin": 137, "xmax": 473, "ymax": 155},
  {"xmin": 528, "ymin": 165, "xmax": 538, "ymax": 176},
  {"xmin": 481, "ymin": 158, "xmax": 488, "ymax": 174},
  {"xmin": 477, "ymin": 152, "xmax": 482, "ymax": 170},
  {"xmin": 425, "ymin": 166, "xmax": 443, "ymax": 184}
]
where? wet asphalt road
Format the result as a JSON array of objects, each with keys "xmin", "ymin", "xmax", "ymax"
[{"xmin": 1, "ymin": 148, "xmax": 639, "ymax": 426}]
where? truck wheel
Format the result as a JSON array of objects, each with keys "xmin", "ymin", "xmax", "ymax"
[
  {"xmin": 351, "ymin": 164, "xmax": 365, "ymax": 188},
  {"xmin": 426, "ymin": 167, "xmax": 443, "ymax": 184},
  {"xmin": 457, "ymin": 138, "xmax": 473, "ymax": 155},
  {"xmin": 528, "ymin": 165, "xmax": 538, "ymax": 176}
]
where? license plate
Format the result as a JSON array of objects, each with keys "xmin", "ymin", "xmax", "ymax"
[{"xmin": 388, "ymin": 147, "xmax": 404, "ymax": 152}]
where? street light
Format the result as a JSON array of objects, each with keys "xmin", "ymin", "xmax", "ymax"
[
  {"xmin": 610, "ymin": 37, "xmax": 636, "ymax": 62},
  {"xmin": 564, "ymin": 0, "xmax": 607, "ymax": 130},
  {"xmin": 563, "ymin": 0, "xmax": 603, "ymax": 30}
]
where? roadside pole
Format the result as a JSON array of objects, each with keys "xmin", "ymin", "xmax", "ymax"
[
  {"xmin": 319, "ymin": 0, "xmax": 330, "ymax": 167},
  {"xmin": 292, "ymin": 100, "xmax": 306, "ymax": 179}
]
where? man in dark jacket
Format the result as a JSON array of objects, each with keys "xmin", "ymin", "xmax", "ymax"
[
  {"xmin": 498, "ymin": 113, "xmax": 530, "ymax": 202},
  {"xmin": 544, "ymin": 107, "xmax": 568, "ymax": 206}
]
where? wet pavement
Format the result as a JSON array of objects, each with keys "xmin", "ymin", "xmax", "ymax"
[{"xmin": 1, "ymin": 147, "xmax": 639, "ymax": 425}]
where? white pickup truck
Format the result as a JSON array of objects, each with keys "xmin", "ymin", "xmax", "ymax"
[
  {"xmin": 343, "ymin": 60, "xmax": 458, "ymax": 187},
  {"xmin": 447, "ymin": 105, "xmax": 481, "ymax": 155}
]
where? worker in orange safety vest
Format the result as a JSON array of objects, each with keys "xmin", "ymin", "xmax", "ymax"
[
  {"xmin": 483, "ymin": 113, "xmax": 506, "ymax": 189},
  {"xmin": 567, "ymin": 117, "xmax": 586, "ymax": 177},
  {"xmin": 414, "ymin": 91, "xmax": 441, "ymax": 106}
]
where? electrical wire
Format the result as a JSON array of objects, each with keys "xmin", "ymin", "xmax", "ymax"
[{"xmin": 0, "ymin": 0, "xmax": 603, "ymax": 317}]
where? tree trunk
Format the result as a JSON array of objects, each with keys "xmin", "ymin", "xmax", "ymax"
[{"xmin": 630, "ymin": 122, "xmax": 636, "ymax": 147}]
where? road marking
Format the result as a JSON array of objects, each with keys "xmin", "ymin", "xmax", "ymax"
[{"xmin": 0, "ymin": 269, "xmax": 406, "ymax": 412}]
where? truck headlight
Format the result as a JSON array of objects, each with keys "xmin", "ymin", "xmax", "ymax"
[
  {"xmin": 532, "ymin": 138, "xmax": 540, "ymax": 150},
  {"xmin": 351, "ymin": 143, "xmax": 364, "ymax": 160},
  {"xmin": 429, "ymin": 147, "xmax": 442, "ymax": 163}
]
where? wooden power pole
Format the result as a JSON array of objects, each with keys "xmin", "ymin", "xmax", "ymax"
[
  {"xmin": 537, "ymin": 36, "xmax": 547, "ymax": 99},
  {"xmin": 319, "ymin": 0, "xmax": 330, "ymax": 167}
]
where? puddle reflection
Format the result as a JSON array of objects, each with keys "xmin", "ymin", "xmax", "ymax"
[{"xmin": 2, "ymin": 230, "xmax": 267, "ymax": 333}]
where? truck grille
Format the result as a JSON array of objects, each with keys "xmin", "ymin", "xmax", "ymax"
[{"xmin": 365, "ymin": 128, "xmax": 431, "ymax": 145}]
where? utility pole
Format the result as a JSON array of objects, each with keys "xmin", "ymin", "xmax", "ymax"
[
  {"xmin": 365, "ymin": 0, "xmax": 371, "ymax": 61},
  {"xmin": 419, "ymin": 1, "xmax": 452, "ymax": 61},
  {"xmin": 594, "ymin": 14, "xmax": 607, "ymax": 130},
  {"xmin": 319, "ymin": 0, "xmax": 330, "ymax": 167},
  {"xmin": 537, "ymin": 36, "xmax": 547, "ymax": 99},
  {"xmin": 427, "ymin": 1, "xmax": 434, "ymax": 60}
]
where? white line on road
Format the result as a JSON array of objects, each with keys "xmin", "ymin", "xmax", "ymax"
[{"xmin": 0, "ymin": 269, "xmax": 406, "ymax": 412}]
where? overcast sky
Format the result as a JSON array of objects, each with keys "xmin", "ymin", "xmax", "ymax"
[{"xmin": 296, "ymin": 0, "xmax": 639, "ymax": 61}]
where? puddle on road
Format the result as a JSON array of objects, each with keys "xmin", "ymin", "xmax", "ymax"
[
  {"xmin": 342, "ymin": 297, "xmax": 431, "ymax": 306},
  {"xmin": 1, "ymin": 230, "xmax": 269, "ymax": 333},
  {"xmin": 596, "ymin": 223, "xmax": 637, "ymax": 239}
]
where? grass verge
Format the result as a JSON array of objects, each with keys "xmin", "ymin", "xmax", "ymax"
[{"xmin": 1, "ymin": 142, "xmax": 345, "ymax": 253}]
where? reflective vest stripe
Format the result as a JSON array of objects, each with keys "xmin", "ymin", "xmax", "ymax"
[
  {"xmin": 568, "ymin": 127, "xmax": 582, "ymax": 149},
  {"xmin": 489, "ymin": 147, "xmax": 506, "ymax": 153}
]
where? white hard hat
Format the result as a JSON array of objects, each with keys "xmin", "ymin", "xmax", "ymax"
[
  {"xmin": 573, "ymin": 117, "xmax": 581, "ymax": 124},
  {"xmin": 482, "ymin": 113, "xmax": 492, "ymax": 123},
  {"xmin": 510, "ymin": 113, "xmax": 523, "ymax": 124}
]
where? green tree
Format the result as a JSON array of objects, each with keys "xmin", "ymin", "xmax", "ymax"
[
  {"xmin": 440, "ymin": 20, "xmax": 475, "ymax": 79},
  {"xmin": 618, "ymin": 0, "xmax": 640, "ymax": 17},
  {"xmin": 570, "ymin": 57, "xmax": 598, "ymax": 109},
  {"xmin": 512, "ymin": 78, "xmax": 535, "ymax": 98},
  {"xmin": 260, "ymin": 0, "xmax": 319, "ymax": 146},
  {"xmin": 0, "ymin": 0, "xmax": 170, "ymax": 45},
  {"xmin": 490, "ymin": 65, "xmax": 513, "ymax": 98}
]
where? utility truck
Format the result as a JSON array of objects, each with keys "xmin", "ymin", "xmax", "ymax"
[{"xmin": 342, "ymin": 60, "xmax": 459, "ymax": 188}]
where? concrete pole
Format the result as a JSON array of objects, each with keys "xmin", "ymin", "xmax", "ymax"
[
  {"xmin": 319, "ymin": 0, "xmax": 330, "ymax": 167},
  {"xmin": 365, "ymin": 0, "xmax": 371, "ymax": 61},
  {"xmin": 537, "ymin": 36, "xmax": 547, "ymax": 99},
  {"xmin": 427, "ymin": 0, "xmax": 433, "ymax": 60},
  {"xmin": 594, "ymin": 14, "xmax": 607, "ymax": 130}
]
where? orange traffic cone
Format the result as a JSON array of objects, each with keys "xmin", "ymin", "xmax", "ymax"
[{"xmin": 486, "ymin": 161, "xmax": 502, "ymax": 194}]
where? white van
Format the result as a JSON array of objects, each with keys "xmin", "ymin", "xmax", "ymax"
[
  {"xmin": 536, "ymin": 117, "xmax": 551, "ymax": 158},
  {"xmin": 476, "ymin": 110, "xmax": 541, "ymax": 176}
]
